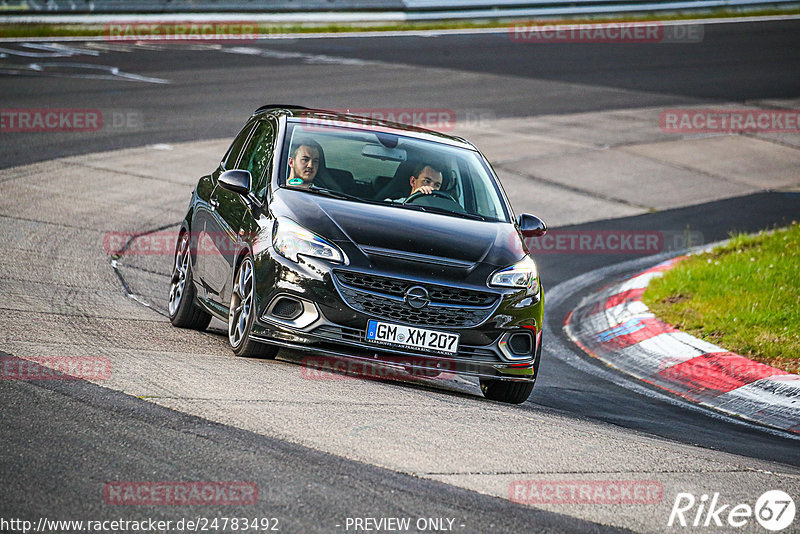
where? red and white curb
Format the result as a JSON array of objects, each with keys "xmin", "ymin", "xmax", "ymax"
[{"xmin": 564, "ymin": 257, "xmax": 800, "ymax": 435}]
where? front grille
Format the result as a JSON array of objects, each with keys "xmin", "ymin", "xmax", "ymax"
[
  {"xmin": 335, "ymin": 271, "xmax": 496, "ymax": 306},
  {"xmin": 332, "ymin": 271, "xmax": 499, "ymax": 328}
]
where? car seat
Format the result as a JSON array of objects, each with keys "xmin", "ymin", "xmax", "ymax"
[{"xmin": 373, "ymin": 159, "xmax": 420, "ymax": 200}]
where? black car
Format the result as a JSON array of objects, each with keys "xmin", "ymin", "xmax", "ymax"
[{"xmin": 168, "ymin": 106, "xmax": 546, "ymax": 404}]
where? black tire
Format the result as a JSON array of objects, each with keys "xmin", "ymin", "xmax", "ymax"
[
  {"xmin": 168, "ymin": 232, "xmax": 212, "ymax": 330},
  {"xmin": 479, "ymin": 378, "xmax": 534, "ymax": 404},
  {"xmin": 228, "ymin": 255, "xmax": 278, "ymax": 359}
]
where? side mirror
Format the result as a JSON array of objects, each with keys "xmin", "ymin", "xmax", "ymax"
[
  {"xmin": 219, "ymin": 169, "xmax": 251, "ymax": 196},
  {"xmin": 518, "ymin": 213, "xmax": 547, "ymax": 237}
]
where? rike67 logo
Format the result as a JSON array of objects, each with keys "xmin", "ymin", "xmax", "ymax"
[{"xmin": 668, "ymin": 490, "xmax": 795, "ymax": 531}]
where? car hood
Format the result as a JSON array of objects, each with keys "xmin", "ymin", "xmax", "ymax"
[{"xmin": 275, "ymin": 190, "xmax": 524, "ymax": 271}]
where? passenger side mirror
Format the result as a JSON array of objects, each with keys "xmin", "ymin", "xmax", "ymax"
[
  {"xmin": 219, "ymin": 169, "xmax": 252, "ymax": 196},
  {"xmin": 518, "ymin": 213, "xmax": 547, "ymax": 237}
]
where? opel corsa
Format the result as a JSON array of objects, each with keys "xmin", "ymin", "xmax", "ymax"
[{"xmin": 168, "ymin": 106, "xmax": 547, "ymax": 404}]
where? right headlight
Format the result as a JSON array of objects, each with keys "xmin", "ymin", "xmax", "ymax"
[{"xmin": 489, "ymin": 256, "xmax": 539, "ymax": 294}]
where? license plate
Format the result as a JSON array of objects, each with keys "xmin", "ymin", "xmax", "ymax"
[{"xmin": 365, "ymin": 320, "xmax": 459, "ymax": 355}]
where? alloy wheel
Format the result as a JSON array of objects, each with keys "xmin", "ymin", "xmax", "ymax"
[
  {"xmin": 168, "ymin": 234, "xmax": 189, "ymax": 317},
  {"xmin": 229, "ymin": 257, "xmax": 254, "ymax": 348}
]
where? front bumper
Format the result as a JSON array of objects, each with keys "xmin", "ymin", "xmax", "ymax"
[
  {"xmin": 251, "ymin": 250, "xmax": 543, "ymax": 382},
  {"xmin": 251, "ymin": 315, "xmax": 540, "ymax": 381}
]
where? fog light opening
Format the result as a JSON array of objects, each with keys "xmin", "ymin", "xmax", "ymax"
[
  {"xmin": 270, "ymin": 297, "xmax": 303, "ymax": 320},
  {"xmin": 508, "ymin": 332, "xmax": 532, "ymax": 355},
  {"xmin": 499, "ymin": 331, "xmax": 534, "ymax": 361}
]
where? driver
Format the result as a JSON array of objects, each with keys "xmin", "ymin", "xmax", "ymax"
[
  {"xmin": 409, "ymin": 163, "xmax": 443, "ymax": 196},
  {"xmin": 390, "ymin": 162, "xmax": 444, "ymax": 202}
]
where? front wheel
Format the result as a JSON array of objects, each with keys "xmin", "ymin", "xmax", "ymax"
[
  {"xmin": 168, "ymin": 232, "xmax": 212, "ymax": 330},
  {"xmin": 479, "ymin": 378, "xmax": 534, "ymax": 404},
  {"xmin": 228, "ymin": 256, "xmax": 278, "ymax": 359}
]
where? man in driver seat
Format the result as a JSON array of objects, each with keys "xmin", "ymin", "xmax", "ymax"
[{"xmin": 391, "ymin": 162, "xmax": 444, "ymax": 202}]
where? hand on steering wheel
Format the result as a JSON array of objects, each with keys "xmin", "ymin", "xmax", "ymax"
[{"xmin": 403, "ymin": 189, "xmax": 457, "ymax": 204}]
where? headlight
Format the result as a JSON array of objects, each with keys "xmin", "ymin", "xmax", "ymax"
[
  {"xmin": 489, "ymin": 256, "xmax": 539, "ymax": 294},
  {"xmin": 273, "ymin": 218, "xmax": 344, "ymax": 263}
]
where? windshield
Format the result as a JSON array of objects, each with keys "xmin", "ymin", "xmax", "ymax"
[{"xmin": 279, "ymin": 121, "xmax": 511, "ymax": 223}]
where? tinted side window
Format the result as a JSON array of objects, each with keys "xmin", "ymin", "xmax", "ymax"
[
  {"xmin": 221, "ymin": 121, "xmax": 256, "ymax": 171},
  {"xmin": 240, "ymin": 119, "xmax": 276, "ymax": 197}
]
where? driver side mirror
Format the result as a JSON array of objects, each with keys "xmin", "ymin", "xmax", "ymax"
[
  {"xmin": 218, "ymin": 169, "xmax": 251, "ymax": 196},
  {"xmin": 518, "ymin": 213, "xmax": 547, "ymax": 237}
]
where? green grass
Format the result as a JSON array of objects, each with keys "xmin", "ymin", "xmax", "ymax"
[
  {"xmin": 1, "ymin": 7, "xmax": 799, "ymax": 39},
  {"xmin": 643, "ymin": 223, "xmax": 800, "ymax": 374}
]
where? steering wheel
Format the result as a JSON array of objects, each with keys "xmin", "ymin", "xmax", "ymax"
[{"xmin": 403, "ymin": 190, "xmax": 457, "ymax": 204}]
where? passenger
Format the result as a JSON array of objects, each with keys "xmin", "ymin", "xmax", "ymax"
[
  {"xmin": 286, "ymin": 140, "xmax": 321, "ymax": 188},
  {"xmin": 391, "ymin": 162, "xmax": 444, "ymax": 202}
]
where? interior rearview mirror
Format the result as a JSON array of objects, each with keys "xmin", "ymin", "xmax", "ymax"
[{"xmin": 361, "ymin": 143, "xmax": 407, "ymax": 162}]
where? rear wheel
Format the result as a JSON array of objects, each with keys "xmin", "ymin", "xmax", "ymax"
[
  {"xmin": 479, "ymin": 378, "xmax": 534, "ymax": 404},
  {"xmin": 168, "ymin": 232, "xmax": 212, "ymax": 330},
  {"xmin": 228, "ymin": 256, "xmax": 278, "ymax": 359}
]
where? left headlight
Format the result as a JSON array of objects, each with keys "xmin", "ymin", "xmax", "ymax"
[
  {"xmin": 273, "ymin": 217, "xmax": 344, "ymax": 263},
  {"xmin": 489, "ymin": 256, "xmax": 539, "ymax": 294}
]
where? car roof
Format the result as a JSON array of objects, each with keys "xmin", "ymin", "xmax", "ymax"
[{"xmin": 252, "ymin": 105, "xmax": 477, "ymax": 150}]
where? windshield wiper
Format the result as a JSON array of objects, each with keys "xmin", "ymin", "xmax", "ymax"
[
  {"xmin": 432, "ymin": 207, "xmax": 486, "ymax": 221},
  {"xmin": 308, "ymin": 185, "xmax": 361, "ymax": 201},
  {"xmin": 306, "ymin": 186, "xmax": 386, "ymax": 206},
  {"xmin": 396, "ymin": 203, "xmax": 486, "ymax": 221}
]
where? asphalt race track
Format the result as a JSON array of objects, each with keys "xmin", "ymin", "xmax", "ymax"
[
  {"xmin": 1, "ymin": 18, "xmax": 799, "ymax": 534},
  {"xmin": 1, "ymin": 19, "xmax": 799, "ymax": 170}
]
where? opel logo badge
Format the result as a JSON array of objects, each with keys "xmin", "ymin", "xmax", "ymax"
[{"xmin": 404, "ymin": 286, "xmax": 430, "ymax": 309}]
